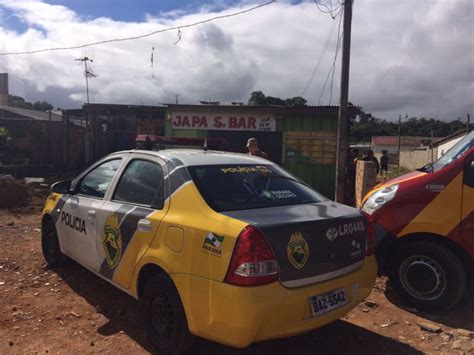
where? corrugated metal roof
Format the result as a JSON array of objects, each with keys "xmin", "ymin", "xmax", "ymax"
[
  {"xmin": 84, "ymin": 103, "xmax": 167, "ymax": 110},
  {"xmin": 372, "ymin": 136, "xmax": 442, "ymax": 147},
  {"xmin": 165, "ymin": 104, "xmax": 361, "ymax": 116},
  {"xmin": 165, "ymin": 104, "xmax": 349, "ymax": 109},
  {"xmin": 432, "ymin": 129, "xmax": 467, "ymax": 147},
  {"xmin": 0, "ymin": 105, "xmax": 62, "ymax": 122}
]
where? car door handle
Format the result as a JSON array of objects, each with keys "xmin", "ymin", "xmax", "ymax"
[
  {"xmin": 137, "ymin": 219, "xmax": 152, "ymax": 232},
  {"xmin": 87, "ymin": 210, "xmax": 97, "ymax": 219}
]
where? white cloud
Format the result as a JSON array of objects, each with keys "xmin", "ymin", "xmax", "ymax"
[{"xmin": 0, "ymin": 0, "xmax": 472, "ymax": 120}]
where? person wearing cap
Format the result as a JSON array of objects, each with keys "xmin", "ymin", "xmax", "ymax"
[{"xmin": 246, "ymin": 138, "xmax": 269, "ymax": 159}]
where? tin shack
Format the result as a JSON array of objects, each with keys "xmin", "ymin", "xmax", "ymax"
[{"xmin": 165, "ymin": 104, "xmax": 360, "ymax": 198}]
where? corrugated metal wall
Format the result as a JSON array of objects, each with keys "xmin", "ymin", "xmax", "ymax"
[
  {"xmin": 166, "ymin": 111, "xmax": 339, "ymax": 199},
  {"xmin": 278, "ymin": 114, "xmax": 338, "ymax": 199}
]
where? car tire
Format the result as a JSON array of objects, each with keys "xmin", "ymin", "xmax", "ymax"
[
  {"xmin": 391, "ymin": 241, "xmax": 466, "ymax": 311},
  {"xmin": 141, "ymin": 274, "xmax": 194, "ymax": 355},
  {"xmin": 41, "ymin": 220, "xmax": 68, "ymax": 267}
]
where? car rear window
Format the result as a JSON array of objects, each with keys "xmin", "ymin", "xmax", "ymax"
[{"xmin": 188, "ymin": 164, "xmax": 327, "ymax": 212}]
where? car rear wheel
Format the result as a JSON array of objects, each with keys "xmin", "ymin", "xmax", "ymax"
[
  {"xmin": 141, "ymin": 274, "xmax": 194, "ymax": 355},
  {"xmin": 41, "ymin": 220, "xmax": 68, "ymax": 267},
  {"xmin": 392, "ymin": 241, "xmax": 466, "ymax": 311}
]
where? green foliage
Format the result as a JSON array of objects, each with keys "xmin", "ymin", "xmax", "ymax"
[
  {"xmin": 32, "ymin": 101, "xmax": 53, "ymax": 111},
  {"xmin": 387, "ymin": 165, "xmax": 410, "ymax": 179},
  {"xmin": 248, "ymin": 91, "xmax": 307, "ymax": 106},
  {"xmin": 7, "ymin": 95, "xmax": 53, "ymax": 112},
  {"xmin": 350, "ymin": 111, "xmax": 469, "ymax": 142},
  {"xmin": 0, "ymin": 127, "xmax": 8, "ymax": 147}
]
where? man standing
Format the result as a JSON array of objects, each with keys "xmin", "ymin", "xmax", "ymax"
[
  {"xmin": 246, "ymin": 138, "xmax": 269, "ymax": 159},
  {"xmin": 346, "ymin": 148, "xmax": 359, "ymax": 206},
  {"xmin": 380, "ymin": 150, "xmax": 389, "ymax": 179}
]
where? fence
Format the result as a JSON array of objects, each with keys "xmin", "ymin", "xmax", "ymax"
[{"xmin": 399, "ymin": 147, "xmax": 437, "ymax": 171}]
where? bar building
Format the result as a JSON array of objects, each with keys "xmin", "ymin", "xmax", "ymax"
[{"xmin": 165, "ymin": 104, "xmax": 360, "ymax": 198}]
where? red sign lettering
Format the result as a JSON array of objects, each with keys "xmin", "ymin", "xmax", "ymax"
[{"xmin": 171, "ymin": 113, "xmax": 275, "ymax": 131}]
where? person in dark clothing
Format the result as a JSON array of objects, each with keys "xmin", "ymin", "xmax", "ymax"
[
  {"xmin": 347, "ymin": 148, "xmax": 359, "ymax": 178},
  {"xmin": 143, "ymin": 135, "xmax": 154, "ymax": 150},
  {"xmin": 362, "ymin": 149, "xmax": 380, "ymax": 175},
  {"xmin": 346, "ymin": 148, "xmax": 360, "ymax": 206},
  {"xmin": 380, "ymin": 150, "xmax": 389, "ymax": 179},
  {"xmin": 246, "ymin": 138, "xmax": 269, "ymax": 159}
]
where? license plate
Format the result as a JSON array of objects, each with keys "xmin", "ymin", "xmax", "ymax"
[{"xmin": 309, "ymin": 288, "xmax": 348, "ymax": 317}]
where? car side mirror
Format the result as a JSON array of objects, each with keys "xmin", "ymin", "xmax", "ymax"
[{"xmin": 51, "ymin": 180, "xmax": 73, "ymax": 194}]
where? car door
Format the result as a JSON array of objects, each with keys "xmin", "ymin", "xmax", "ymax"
[
  {"xmin": 462, "ymin": 152, "xmax": 474, "ymax": 251},
  {"xmin": 57, "ymin": 158, "xmax": 122, "ymax": 271},
  {"xmin": 96, "ymin": 156, "xmax": 169, "ymax": 289}
]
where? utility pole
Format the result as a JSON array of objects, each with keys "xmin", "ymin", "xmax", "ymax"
[
  {"xmin": 467, "ymin": 113, "xmax": 471, "ymax": 132},
  {"xmin": 430, "ymin": 129, "xmax": 434, "ymax": 163},
  {"xmin": 335, "ymin": 0, "xmax": 353, "ymax": 204},
  {"xmin": 398, "ymin": 114, "xmax": 402, "ymax": 167},
  {"xmin": 75, "ymin": 56, "xmax": 96, "ymax": 160},
  {"xmin": 75, "ymin": 57, "xmax": 95, "ymax": 104}
]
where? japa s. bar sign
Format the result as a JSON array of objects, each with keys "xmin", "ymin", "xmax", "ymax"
[{"xmin": 171, "ymin": 112, "xmax": 276, "ymax": 132}]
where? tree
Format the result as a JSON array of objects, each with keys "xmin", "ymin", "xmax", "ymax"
[
  {"xmin": 248, "ymin": 91, "xmax": 266, "ymax": 106},
  {"xmin": 7, "ymin": 95, "xmax": 54, "ymax": 111},
  {"xmin": 349, "ymin": 109, "xmax": 469, "ymax": 143},
  {"xmin": 32, "ymin": 101, "xmax": 53, "ymax": 111},
  {"xmin": 285, "ymin": 97, "xmax": 307, "ymax": 106},
  {"xmin": 248, "ymin": 91, "xmax": 307, "ymax": 107}
]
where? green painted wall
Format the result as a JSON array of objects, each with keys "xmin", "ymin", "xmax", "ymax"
[
  {"xmin": 279, "ymin": 113, "xmax": 337, "ymax": 199},
  {"xmin": 166, "ymin": 110, "xmax": 338, "ymax": 199},
  {"xmin": 165, "ymin": 120, "xmax": 207, "ymax": 138}
]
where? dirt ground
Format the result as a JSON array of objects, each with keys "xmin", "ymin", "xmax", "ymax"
[{"xmin": 0, "ymin": 209, "xmax": 473, "ymax": 355}]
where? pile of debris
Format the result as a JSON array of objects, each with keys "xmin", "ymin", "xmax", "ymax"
[{"xmin": 0, "ymin": 175, "xmax": 50, "ymax": 210}]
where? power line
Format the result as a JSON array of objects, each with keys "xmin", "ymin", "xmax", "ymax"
[
  {"xmin": 313, "ymin": 0, "xmax": 342, "ymax": 19},
  {"xmin": 318, "ymin": 8, "xmax": 343, "ymax": 105},
  {"xmin": 0, "ymin": 1, "xmax": 275, "ymax": 56},
  {"xmin": 300, "ymin": 13, "xmax": 338, "ymax": 96},
  {"xmin": 328, "ymin": 7, "xmax": 344, "ymax": 104}
]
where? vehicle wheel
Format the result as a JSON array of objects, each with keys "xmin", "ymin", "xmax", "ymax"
[
  {"xmin": 141, "ymin": 274, "xmax": 194, "ymax": 355},
  {"xmin": 41, "ymin": 220, "xmax": 67, "ymax": 267},
  {"xmin": 391, "ymin": 241, "xmax": 466, "ymax": 311}
]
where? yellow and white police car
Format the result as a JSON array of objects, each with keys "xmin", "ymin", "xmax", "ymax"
[{"xmin": 41, "ymin": 149, "xmax": 377, "ymax": 354}]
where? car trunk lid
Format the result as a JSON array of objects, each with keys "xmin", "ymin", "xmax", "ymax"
[{"xmin": 223, "ymin": 201, "xmax": 367, "ymax": 288}]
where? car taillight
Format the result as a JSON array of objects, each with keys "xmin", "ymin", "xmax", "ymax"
[
  {"xmin": 224, "ymin": 225, "xmax": 279, "ymax": 286},
  {"xmin": 364, "ymin": 213, "xmax": 376, "ymax": 256}
]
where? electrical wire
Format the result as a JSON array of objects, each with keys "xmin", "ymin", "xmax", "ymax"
[
  {"xmin": 300, "ymin": 13, "xmax": 338, "ymax": 97},
  {"xmin": 318, "ymin": 7, "xmax": 343, "ymax": 105},
  {"xmin": 313, "ymin": 0, "xmax": 341, "ymax": 19},
  {"xmin": 0, "ymin": 0, "xmax": 275, "ymax": 56},
  {"xmin": 328, "ymin": 7, "xmax": 343, "ymax": 104}
]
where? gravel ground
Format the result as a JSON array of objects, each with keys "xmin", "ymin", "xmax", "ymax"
[{"xmin": 0, "ymin": 210, "xmax": 473, "ymax": 355}]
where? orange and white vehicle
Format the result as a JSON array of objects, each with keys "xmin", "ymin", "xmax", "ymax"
[{"xmin": 361, "ymin": 131, "xmax": 474, "ymax": 310}]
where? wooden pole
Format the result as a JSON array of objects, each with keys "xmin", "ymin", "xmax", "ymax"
[
  {"xmin": 398, "ymin": 114, "xmax": 401, "ymax": 167},
  {"xmin": 335, "ymin": 0, "xmax": 353, "ymax": 203}
]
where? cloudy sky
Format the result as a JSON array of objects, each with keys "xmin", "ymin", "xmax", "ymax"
[{"xmin": 0, "ymin": 0, "xmax": 472, "ymax": 121}]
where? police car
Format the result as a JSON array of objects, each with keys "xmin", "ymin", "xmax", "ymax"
[{"xmin": 42, "ymin": 150, "xmax": 377, "ymax": 354}]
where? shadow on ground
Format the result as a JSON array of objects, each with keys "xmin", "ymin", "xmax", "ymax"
[
  {"xmin": 384, "ymin": 280, "xmax": 474, "ymax": 331},
  {"xmin": 56, "ymin": 263, "xmax": 423, "ymax": 355}
]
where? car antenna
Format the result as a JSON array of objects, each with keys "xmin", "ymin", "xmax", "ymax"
[{"xmin": 203, "ymin": 138, "xmax": 208, "ymax": 152}]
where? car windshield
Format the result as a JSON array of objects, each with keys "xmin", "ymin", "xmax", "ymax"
[
  {"xmin": 188, "ymin": 164, "xmax": 327, "ymax": 212},
  {"xmin": 429, "ymin": 131, "xmax": 474, "ymax": 172}
]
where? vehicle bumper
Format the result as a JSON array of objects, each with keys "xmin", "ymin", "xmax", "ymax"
[{"xmin": 171, "ymin": 255, "xmax": 377, "ymax": 348}]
